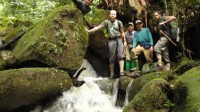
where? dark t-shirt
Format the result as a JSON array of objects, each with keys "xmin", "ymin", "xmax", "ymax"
[{"xmin": 72, "ymin": 0, "xmax": 91, "ymax": 15}]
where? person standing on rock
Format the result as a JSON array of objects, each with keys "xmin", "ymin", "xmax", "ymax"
[
  {"xmin": 125, "ymin": 22, "xmax": 137, "ymax": 72},
  {"xmin": 154, "ymin": 11, "xmax": 176, "ymax": 71},
  {"xmin": 86, "ymin": 10, "xmax": 127, "ymax": 78},
  {"xmin": 131, "ymin": 20, "xmax": 154, "ymax": 71},
  {"xmin": 72, "ymin": 0, "xmax": 93, "ymax": 15}
]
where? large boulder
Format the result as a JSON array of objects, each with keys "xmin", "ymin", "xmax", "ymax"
[
  {"xmin": 174, "ymin": 66, "xmax": 200, "ymax": 112},
  {"xmin": 123, "ymin": 78, "xmax": 170, "ymax": 112},
  {"xmin": 85, "ymin": 9, "xmax": 110, "ymax": 76},
  {"xmin": 13, "ymin": 6, "xmax": 88, "ymax": 71},
  {"xmin": 128, "ymin": 71, "xmax": 176, "ymax": 101},
  {"xmin": 0, "ymin": 68, "xmax": 72, "ymax": 111}
]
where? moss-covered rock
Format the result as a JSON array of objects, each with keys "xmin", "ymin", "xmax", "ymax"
[
  {"xmin": 95, "ymin": 78, "xmax": 116, "ymax": 95},
  {"xmin": 0, "ymin": 68, "xmax": 72, "ymax": 110},
  {"xmin": 123, "ymin": 78, "xmax": 170, "ymax": 112},
  {"xmin": 174, "ymin": 66, "xmax": 200, "ymax": 112},
  {"xmin": 119, "ymin": 76, "xmax": 133, "ymax": 91},
  {"xmin": 175, "ymin": 57, "xmax": 200, "ymax": 75},
  {"xmin": 0, "ymin": 51, "xmax": 16, "ymax": 66},
  {"xmin": 13, "ymin": 6, "xmax": 88, "ymax": 71},
  {"xmin": 0, "ymin": 55, "xmax": 6, "ymax": 70},
  {"xmin": 128, "ymin": 71, "xmax": 176, "ymax": 101}
]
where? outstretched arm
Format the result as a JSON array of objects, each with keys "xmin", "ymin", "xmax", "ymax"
[
  {"xmin": 87, "ymin": 24, "xmax": 104, "ymax": 33},
  {"xmin": 160, "ymin": 16, "xmax": 176, "ymax": 25}
]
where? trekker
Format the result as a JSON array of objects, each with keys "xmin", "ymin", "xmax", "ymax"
[
  {"xmin": 131, "ymin": 20, "xmax": 153, "ymax": 70},
  {"xmin": 72, "ymin": 0, "xmax": 93, "ymax": 15},
  {"xmin": 87, "ymin": 10, "xmax": 127, "ymax": 78},
  {"xmin": 125, "ymin": 22, "xmax": 137, "ymax": 72},
  {"xmin": 154, "ymin": 12, "xmax": 176, "ymax": 70}
]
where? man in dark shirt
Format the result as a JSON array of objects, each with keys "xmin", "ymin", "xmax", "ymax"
[{"xmin": 72, "ymin": 0, "xmax": 93, "ymax": 15}]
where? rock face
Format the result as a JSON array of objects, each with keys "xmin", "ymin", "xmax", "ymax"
[
  {"xmin": 0, "ymin": 68, "xmax": 72, "ymax": 110},
  {"xmin": 174, "ymin": 66, "xmax": 200, "ymax": 112},
  {"xmin": 13, "ymin": 5, "xmax": 88, "ymax": 71},
  {"xmin": 85, "ymin": 9, "xmax": 110, "ymax": 76},
  {"xmin": 123, "ymin": 78, "xmax": 170, "ymax": 112}
]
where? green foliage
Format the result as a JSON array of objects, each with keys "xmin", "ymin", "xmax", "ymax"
[{"xmin": 0, "ymin": 0, "xmax": 72, "ymax": 27}]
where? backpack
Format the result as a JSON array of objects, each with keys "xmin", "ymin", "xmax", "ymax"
[
  {"xmin": 169, "ymin": 19, "xmax": 180, "ymax": 41},
  {"xmin": 160, "ymin": 16, "xmax": 180, "ymax": 41}
]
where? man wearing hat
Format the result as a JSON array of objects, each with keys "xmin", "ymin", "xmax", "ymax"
[
  {"xmin": 131, "ymin": 20, "xmax": 154, "ymax": 70},
  {"xmin": 125, "ymin": 22, "xmax": 138, "ymax": 72}
]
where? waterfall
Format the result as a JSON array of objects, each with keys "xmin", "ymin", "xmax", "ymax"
[
  {"xmin": 111, "ymin": 78, "xmax": 119, "ymax": 106},
  {"xmin": 43, "ymin": 60, "xmax": 122, "ymax": 112},
  {"xmin": 123, "ymin": 80, "xmax": 133, "ymax": 107}
]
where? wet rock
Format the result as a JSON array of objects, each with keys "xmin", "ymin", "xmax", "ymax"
[
  {"xmin": 141, "ymin": 63, "xmax": 157, "ymax": 74},
  {"xmin": 123, "ymin": 78, "xmax": 170, "ymax": 112},
  {"xmin": 13, "ymin": 6, "xmax": 88, "ymax": 71},
  {"xmin": 0, "ymin": 68, "xmax": 72, "ymax": 111},
  {"xmin": 119, "ymin": 76, "xmax": 133, "ymax": 91},
  {"xmin": 174, "ymin": 66, "xmax": 200, "ymax": 112}
]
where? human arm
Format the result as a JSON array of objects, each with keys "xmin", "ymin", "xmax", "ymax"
[
  {"xmin": 159, "ymin": 16, "xmax": 176, "ymax": 25},
  {"xmin": 87, "ymin": 24, "xmax": 104, "ymax": 33},
  {"xmin": 120, "ymin": 27, "xmax": 127, "ymax": 47},
  {"xmin": 146, "ymin": 28, "xmax": 154, "ymax": 51}
]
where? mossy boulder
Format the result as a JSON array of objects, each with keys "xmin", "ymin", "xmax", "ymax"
[
  {"xmin": 174, "ymin": 66, "xmax": 200, "ymax": 112},
  {"xmin": 0, "ymin": 68, "xmax": 72, "ymax": 110},
  {"xmin": 86, "ymin": 9, "xmax": 110, "ymax": 58},
  {"xmin": 0, "ymin": 51, "xmax": 16, "ymax": 66},
  {"xmin": 0, "ymin": 55, "xmax": 6, "ymax": 70},
  {"xmin": 119, "ymin": 76, "xmax": 133, "ymax": 91},
  {"xmin": 175, "ymin": 58, "xmax": 200, "ymax": 75},
  {"xmin": 13, "ymin": 6, "xmax": 88, "ymax": 71},
  {"xmin": 95, "ymin": 78, "xmax": 116, "ymax": 95},
  {"xmin": 123, "ymin": 78, "xmax": 170, "ymax": 112},
  {"xmin": 128, "ymin": 71, "xmax": 176, "ymax": 101}
]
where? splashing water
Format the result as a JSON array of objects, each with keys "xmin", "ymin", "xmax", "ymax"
[
  {"xmin": 123, "ymin": 80, "xmax": 133, "ymax": 107},
  {"xmin": 43, "ymin": 60, "xmax": 122, "ymax": 112}
]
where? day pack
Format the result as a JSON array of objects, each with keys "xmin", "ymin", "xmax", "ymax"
[{"xmin": 160, "ymin": 16, "xmax": 180, "ymax": 41}]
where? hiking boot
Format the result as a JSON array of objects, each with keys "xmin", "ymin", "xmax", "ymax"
[
  {"xmin": 129, "ymin": 68, "xmax": 137, "ymax": 72},
  {"xmin": 120, "ymin": 72, "xmax": 126, "ymax": 76},
  {"xmin": 165, "ymin": 63, "xmax": 170, "ymax": 70},
  {"xmin": 109, "ymin": 74, "xmax": 115, "ymax": 79},
  {"xmin": 156, "ymin": 65, "xmax": 164, "ymax": 71}
]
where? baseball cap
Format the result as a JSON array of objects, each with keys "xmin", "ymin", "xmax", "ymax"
[
  {"xmin": 135, "ymin": 20, "xmax": 143, "ymax": 24},
  {"xmin": 128, "ymin": 22, "xmax": 134, "ymax": 26}
]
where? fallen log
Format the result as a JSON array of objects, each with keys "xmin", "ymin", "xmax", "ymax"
[{"xmin": 0, "ymin": 30, "xmax": 26, "ymax": 50}]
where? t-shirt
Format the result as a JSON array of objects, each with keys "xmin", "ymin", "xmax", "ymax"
[
  {"xmin": 158, "ymin": 16, "xmax": 171, "ymax": 36},
  {"xmin": 72, "ymin": 0, "xmax": 91, "ymax": 15},
  {"xmin": 102, "ymin": 19, "xmax": 123, "ymax": 38},
  {"xmin": 133, "ymin": 28, "xmax": 153, "ymax": 48},
  {"xmin": 125, "ymin": 31, "xmax": 135, "ymax": 44}
]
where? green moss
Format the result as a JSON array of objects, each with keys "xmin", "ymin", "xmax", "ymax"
[
  {"xmin": 2, "ymin": 27, "xmax": 24, "ymax": 43},
  {"xmin": 128, "ymin": 71, "xmax": 176, "ymax": 101},
  {"xmin": 13, "ymin": 5, "xmax": 88, "ymax": 70},
  {"xmin": 175, "ymin": 57, "xmax": 200, "ymax": 75},
  {"xmin": 119, "ymin": 76, "xmax": 134, "ymax": 91},
  {"xmin": 123, "ymin": 78, "xmax": 170, "ymax": 112},
  {"xmin": 174, "ymin": 66, "xmax": 200, "ymax": 112},
  {"xmin": 0, "ymin": 55, "xmax": 6, "ymax": 70},
  {"xmin": 85, "ymin": 9, "xmax": 110, "ymax": 25},
  {"xmin": 0, "ymin": 68, "xmax": 72, "ymax": 110}
]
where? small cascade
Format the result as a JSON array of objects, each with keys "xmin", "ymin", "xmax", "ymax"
[
  {"xmin": 111, "ymin": 78, "xmax": 120, "ymax": 106},
  {"xmin": 43, "ymin": 60, "xmax": 122, "ymax": 112},
  {"xmin": 123, "ymin": 80, "xmax": 133, "ymax": 107}
]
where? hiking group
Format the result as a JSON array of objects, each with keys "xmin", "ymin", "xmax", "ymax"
[{"xmin": 73, "ymin": 0, "xmax": 177, "ymax": 78}]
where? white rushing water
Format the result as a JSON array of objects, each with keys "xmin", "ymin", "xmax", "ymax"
[
  {"xmin": 43, "ymin": 60, "xmax": 122, "ymax": 112},
  {"xmin": 123, "ymin": 80, "xmax": 133, "ymax": 107}
]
